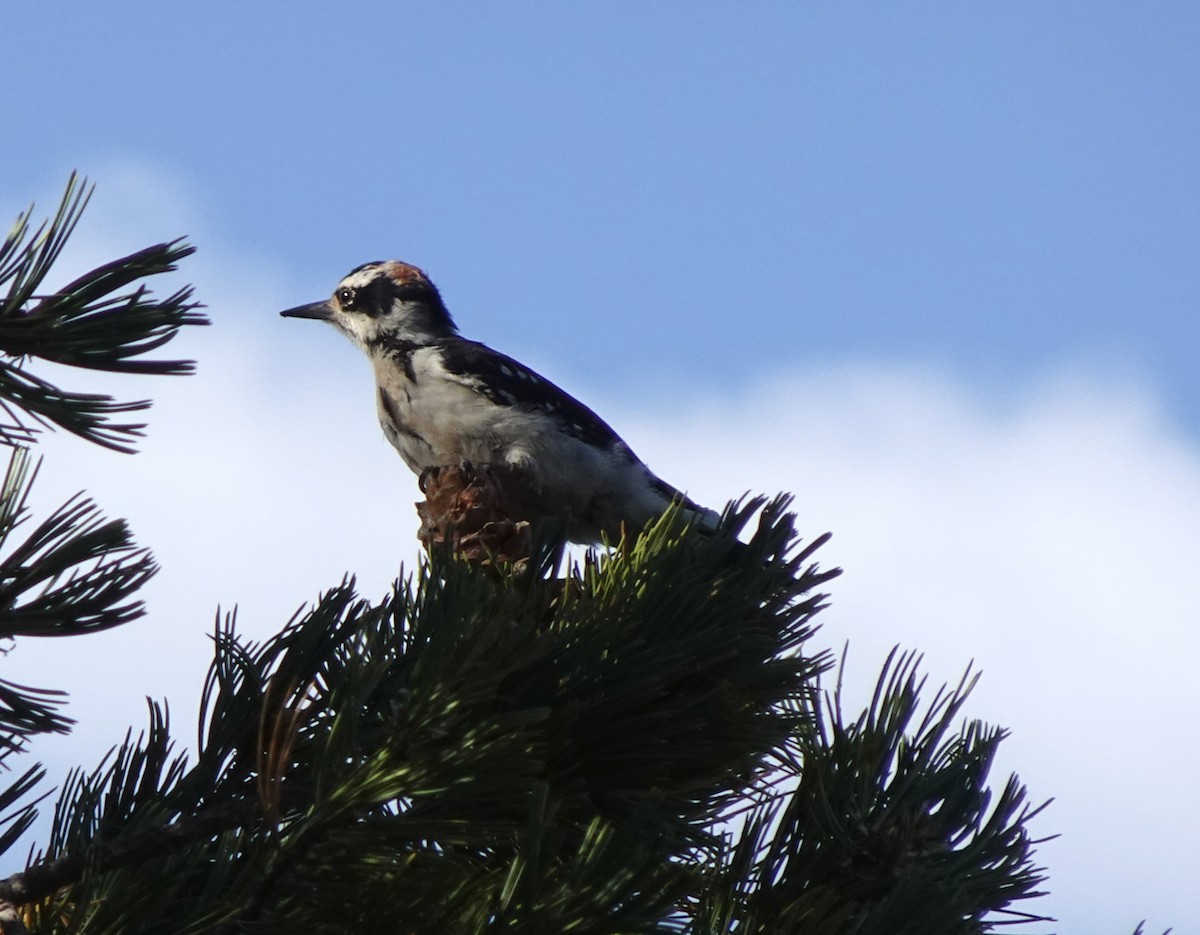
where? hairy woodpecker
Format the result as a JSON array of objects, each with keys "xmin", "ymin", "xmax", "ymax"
[{"xmin": 281, "ymin": 260, "xmax": 720, "ymax": 544}]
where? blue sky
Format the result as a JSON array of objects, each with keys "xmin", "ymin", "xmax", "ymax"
[
  {"xmin": 9, "ymin": 3, "xmax": 1198, "ymax": 411},
  {"xmin": 3, "ymin": 3, "xmax": 1198, "ymax": 931}
]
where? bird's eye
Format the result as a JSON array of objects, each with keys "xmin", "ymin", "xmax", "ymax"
[{"xmin": 337, "ymin": 287, "xmax": 356, "ymax": 309}]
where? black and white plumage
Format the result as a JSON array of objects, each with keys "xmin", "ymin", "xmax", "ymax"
[{"xmin": 281, "ymin": 260, "xmax": 719, "ymax": 544}]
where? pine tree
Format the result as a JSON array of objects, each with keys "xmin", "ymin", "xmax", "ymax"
[{"xmin": 0, "ymin": 177, "xmax": 1057, "ymax": 934}]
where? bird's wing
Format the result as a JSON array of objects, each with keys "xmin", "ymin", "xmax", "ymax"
[{"xmin": 434, "ymin": 339, "xmax": 629, "ymax": 454}]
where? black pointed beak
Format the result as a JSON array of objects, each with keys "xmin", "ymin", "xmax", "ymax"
[{"xmin": 280, "ymin": 300, "xmax": 334, "ymax": 321}]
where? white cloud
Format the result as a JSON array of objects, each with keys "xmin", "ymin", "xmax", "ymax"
[{"xmin": 4, "ymin": 170, "xmax": 1194, "ymax": 930}]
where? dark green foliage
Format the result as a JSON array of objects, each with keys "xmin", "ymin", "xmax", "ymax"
[
  {"xmin": 0, "ymin": 175, "xmax": 206, "ymax": 922},
  {"xmin": 0, "ymin": 172, "xmax": 207, "ymax": 452},
  {"xmin": 0, "ymin": 442, "xmax": 159, "ymax": 812},
  {"xmin": 2, "ymin": 507, "xmax": 1052, "ymax": 933},
  {"xmin": 0, "ymin": 756, "xmax": 46, "ymax": 858},
  {"xmin": 0, "ymin": 448, "xmax": 156, "ymax": 642},
  {"xmin": 693, "ymin": 650, "xmax": 1050, "ymax": 934},
  {"xmin": 10, "ymin": 503, "xmax": 834, "ymax": 932}
]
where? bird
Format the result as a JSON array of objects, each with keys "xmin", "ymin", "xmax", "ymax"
[{"xmin": 280, "ymin": 260, "xmax": 721, "ymax": 544}]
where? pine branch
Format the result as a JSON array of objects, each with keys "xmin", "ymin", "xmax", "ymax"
[
  {"xmin": 2, "ymin": 503, "xmax": 1065, "ymax": 932},
  {"xmin": 9, "ymin": 505, "xmax": 839, "ymax": 932},
  {"xmin": 0, "ymin": 448, "xmax": 156, "ymax": 640},
  {"xmin": 0, "ymin": 683, "xmax": 70, "ymax": 747},
  {"xmin": 0, "ymin": 172, "xmax": 207, "ymax": 452},
  {"xmin": 0, "ymin": 754, "xmax": 47, "ymax": 858},
  {"xmin": 694, "ymin": 648, "xmax": 1051, "ymax": 934},
  {"xmin": 0, "ymin": 444, "xmax": 153, "ymax": 793},
  {"xmin": 2, "ymin": 702, "xmax": 252, "ymax": 906},
  {"xmin": 0, "ymin": 798, "xmax": 253, "ymax": 906}
]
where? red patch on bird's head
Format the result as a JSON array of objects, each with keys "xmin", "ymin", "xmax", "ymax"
[{"xmin": 382, "ymin": 261, "xmax": 431, "ymax": 287}]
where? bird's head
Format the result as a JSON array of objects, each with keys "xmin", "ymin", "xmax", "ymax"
[{"xmin": 280, "ymin": 260, "xmax": 456, "ymax": 349}]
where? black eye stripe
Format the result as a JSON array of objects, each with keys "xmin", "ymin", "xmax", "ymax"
[
  {"xmin": 335, "ymin": 268, "xmax": 450, "ymax": 322},
  {"xmin": 338, "ymin": 278, "xmax": 390, "ymax": 316}
]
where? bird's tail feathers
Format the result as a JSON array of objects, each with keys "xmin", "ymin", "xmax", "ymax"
[{"xmin": 648, "ymin": 475, "xmax": 720, "ymax": 535}]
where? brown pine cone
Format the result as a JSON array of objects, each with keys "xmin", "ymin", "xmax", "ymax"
[{"xmin": 416, "ymin": 462, "xmax": 534, "ymax": 565}]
